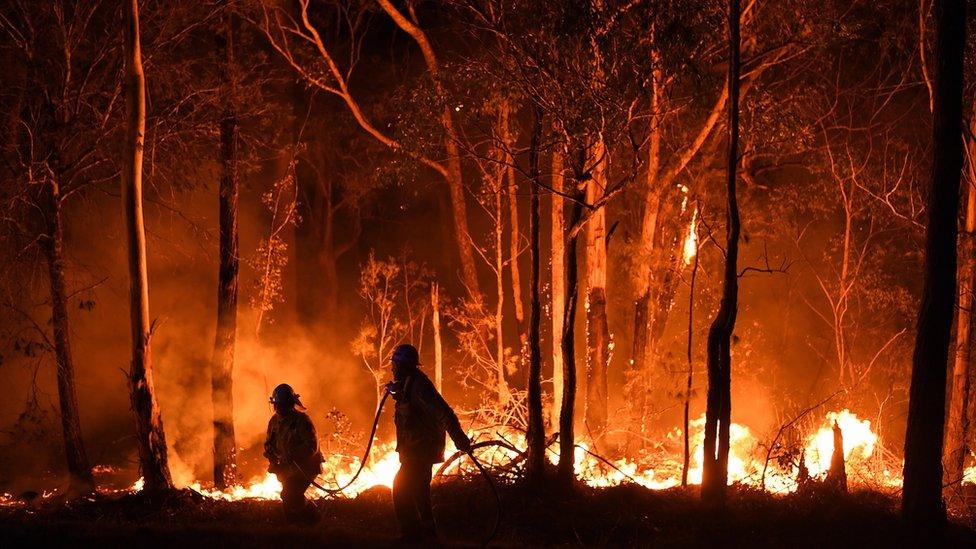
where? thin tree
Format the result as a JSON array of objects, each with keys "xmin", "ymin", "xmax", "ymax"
[
  {"xmin": 558, "ymin": 181, "xmax": 585, "ymax": 486},
  {"xmin": 123, "ymin": 0, "xmax": 173, "ymax": 491},
  {"xmin": 701, "ymin": 0, "xmax": 740, "ymax": 504},
  {"xmin": 551, "ymin": 150, "xmax": 566, "ymax": 430},
  {"xmin": 584, "ymin": 140, "xmax": 611, "ymax": 438},
  {"xmin": 525, "ymin": 107, "xmax": 545, "ymax": 481},
  {"xmin": 43, "ymin": 180, "xmax": 95, "ymax": 495},
  {"xmin": 211, "ymin": 2, "xmax": 239, "ymax": 489},
  {"xmin": 902, "ymin": 0, "xmax": 967, "ymax": 528},
  {"xmin": 0, "ymin": 0, "xmax": 121, "ymax": 497}
]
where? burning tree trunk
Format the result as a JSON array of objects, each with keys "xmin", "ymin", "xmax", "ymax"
[
  {"xmin": 41, "ymin": 180, "xmax": 94, "ymax": 495},
  {"xmin": 558, "ymin": 176, "xmax": 586, "ymax": 486},
  {"xmin": 701, "ymin": 0, "xmax": 741, "ymax": 505},
  {"xmin": 211, "ymin": 5, "xmax": 239, "ymax": 489},
  {"xmin": 551, "ymin": 150, "xmax": 566, "ymax": 430},
  {"xmin": 525, "ymin": 109, "xmax": 545, "ymax": 482},
  {"xmin": 584, "ymin": 140, "xmax": 611, "ymax": 439},
  {"xmin": 902, "ymin": 0, "xmax": 967, "ymax": 528},
  {"xmin": 826, "ymin": 421, "xmax": 848, "ymax": 492},
  {"xmin": 122, "ymin": 0, "xmax": 173, "ymax": 491},
  {"xmin": 944, "ymin": 112, "xmax": 976, "ymax": 491}
]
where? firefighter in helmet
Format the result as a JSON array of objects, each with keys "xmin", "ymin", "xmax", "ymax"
[
  {"xmin": 264, "ymin": 383, "xmax": 322, "ymax": 523},
  {"xmin": 386, "ymin": 343, "xmax": 472, "ymax": 542}
]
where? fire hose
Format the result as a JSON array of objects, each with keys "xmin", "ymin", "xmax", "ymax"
[{"xmin": 294, "ymin": 386, "xmax": 501, "ymax": 544}]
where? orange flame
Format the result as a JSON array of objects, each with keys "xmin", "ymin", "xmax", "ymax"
[
  {"xmin": 104, "ymin": 409, "xmax": 934, "ymax": 503},
  {"xmin": 682, "ymin": 209, "xmax": 698, "ymax": 266}
]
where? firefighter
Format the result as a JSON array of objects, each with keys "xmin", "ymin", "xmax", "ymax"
[
  {"xmin": 386, "ymin": 343, "xmax": 472, "ymax": 542},
  {"xmin": 264, "ymin": 383, "xmax": 322, "ymax": 523}
]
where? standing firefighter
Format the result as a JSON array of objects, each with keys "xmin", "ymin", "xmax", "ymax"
[
  {"xmin": 387, "ymin": 343, "xmax": 472, "ymax": 542},
  {"xmin": 264, "ymin": 383, "xmax": 322, "ymax": 523}
]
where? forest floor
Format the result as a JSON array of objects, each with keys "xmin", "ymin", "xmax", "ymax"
[{"xmin": 1, "ymin": 479, "xmax": 975, "ymax": 547}]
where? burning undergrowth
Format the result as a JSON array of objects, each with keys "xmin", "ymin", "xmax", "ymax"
[{"xmin": 0, "ymin": 407, "xmax": 925, "ymax": 508}]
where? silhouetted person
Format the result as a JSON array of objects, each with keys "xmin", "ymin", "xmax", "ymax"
[
  {"xmin": 387, "ymin": 344, "xmax": 472, "ymax": 543},
  {"xmin": 264, "ymin": 383, "xmax": 322, "ymax": 523}
]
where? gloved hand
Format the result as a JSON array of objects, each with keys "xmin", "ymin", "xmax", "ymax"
[{"xmin": 385, "ymin": 382, "xmax": 398, "ymax": 396}]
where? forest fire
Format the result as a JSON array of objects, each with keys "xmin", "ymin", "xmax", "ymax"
[
  {"xmin": 2, "ymin": 0, "xmax": 975, "ymax": 545},
  {"xmin": 100, "ymin": 408, "xmax": 901, "ymax": 505}
]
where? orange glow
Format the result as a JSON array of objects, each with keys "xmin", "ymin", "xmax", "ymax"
[
  {"xmin": 804, "ymin": 409, "xmax": 877, "ymax": 478},
  {"xmin": 84, "ymin": 409, "xmax": 936, "ymax": 504},
  {"xmin": 682, "ymin": 209, "xmax": 698, "ymax": 266}
]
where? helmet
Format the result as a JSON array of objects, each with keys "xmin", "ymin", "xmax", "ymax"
[
  {"xmin": 391, "ymin": 344, "xmax": 421, "ymax": 367},
  {"xmin": 270, "ymin": 383, "xmax": 303, "ymax": 409}
]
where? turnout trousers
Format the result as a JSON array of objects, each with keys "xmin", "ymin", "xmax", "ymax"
[
  {"xmin": 278, "ymin": 473, "xmax": 315, "ymax": 523},
  {"xmin": 393, "ymin": 458, "xmax": 436, "ymax": 540}
]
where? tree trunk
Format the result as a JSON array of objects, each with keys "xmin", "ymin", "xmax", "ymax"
[
  {"xmin": 375, "ymin": 0, "xmax": 482, "ymax": 304},
  {"xmin": 123, "ymin": 0, "xmax": 173, "ymax": 491},
  {"xmin": 494, "ymin": 159, "xmax": 510, "ymax": 405},
  {"xmin": 501, "ymin": 102, "xmax": 527, "ymax": 379},
  {"xmin": 551, "ymin": 150, "xmax": 566, "ymax": 430},
  {"xmin": 558, "ymin": 183, "xmax": 585, "ymax": 486},
  {"xmin": 632, "ymin": 61, "xmax": 663, "ymax": 384},
  {"xmin": 211, "ymin": 5, "xmax": 239, "ymax": 489},
  {"xmin": 943, "ymin": 116, "xmax": 976, "ymax": 491},
  {"xmin": 294, "ymin": 153, "xmax": 327, "ymax": 327},
  {"xmin": 902, "ymin": 0, "xmax": 967, "ymax": 528},
  {"xmin": 827, "ymin": 421, "xmax": 848, "ymax": 492},
  {"xmin": 525, "ymin": 109, "xmax": 545, "ymax": 481},
  {"xmin": 584, "ymin": 140, "xmax": 610, "ymax": 439},
  {"xmin": 432, "ymin": 283, "xmax": 443, "ymax": 391},
  {"xmin": 42, "ymin": 180, "xmax": 94, "ymax": 495},
  {"xmin": 445, "ymin": 141, "xmax": 481, "ymax": 302},
  {"xmin": 701, "ymin": 0, "xmax": 740, "ymax": 505},
  {"xmin": 682, "ymin": 241, "xmax": 699, "ymax": 487}
]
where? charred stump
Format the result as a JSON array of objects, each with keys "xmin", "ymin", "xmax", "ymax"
[{"xmin": 826, "ymin": 421, "xmax": 848, "ymax": 492}]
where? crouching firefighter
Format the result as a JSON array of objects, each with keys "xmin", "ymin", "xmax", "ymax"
[
  {"xmin": 387, "ymin": 344, "xmax": 472, "ymax": 543},
  {"xmin": 264, "ymin": 383, "xmax": 323, "ymax": 523}
]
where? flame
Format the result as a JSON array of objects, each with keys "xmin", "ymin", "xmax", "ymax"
[
  {"xmin": 682, "ymin": 209, "xmax": 698, "ymax": 266},
  {"xmin": 14, "ymin": 408, "xmax": 954, "ymax": 508},
  {"xmin": 804, "ymin": 409, "xmax": 877, "ymax": 478}
]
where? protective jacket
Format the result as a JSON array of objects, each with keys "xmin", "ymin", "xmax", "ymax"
[
  {"xmin": 264, "ymin": 409, "xmax": 323, "ymax": 477},
  {"xmin": 392, "ymin": 369, "xmax": 467, "ymax": 464}
]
